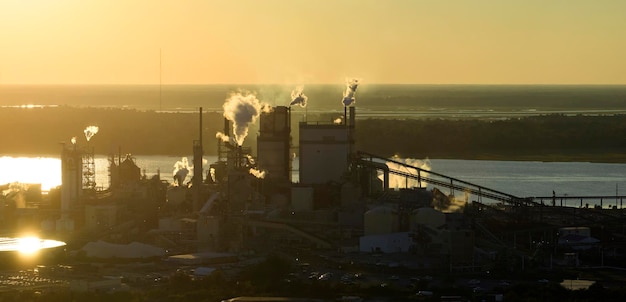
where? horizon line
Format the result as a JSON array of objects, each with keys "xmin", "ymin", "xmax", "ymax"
[{"xmin": 2, "ymin": 83, "xmax": 626, "ymax": 86}]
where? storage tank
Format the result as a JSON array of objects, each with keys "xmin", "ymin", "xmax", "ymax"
[
  {"xmin": 411, "ymin": 207, "xmax": 445, "ymax": 229},
  {"xmin": 364, "ymin": 206, "xmax": 398, "ymax": 235}
]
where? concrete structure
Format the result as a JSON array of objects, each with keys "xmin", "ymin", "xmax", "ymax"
[
  {"xmin": 364, "ymin": 206, "xmax": 398, "ymax": 236},
  {"xmin": 298, "ymin": 107, "xmax": 355, "ymax": 184},
  {"xmin": 257, "ymin": 106, "xmax": 291, "ymax": 183},
  {"xmin": 197, "ymin": 215, "xmax": 220, "ymax": 249},
  {"xmin": 411, "ymin": 207, "xmax": 446, "ymax": 229},
  {"xmin": 57, "ymin": 144, "xmax": 83, "ymax": 232},
  {"xmin": 359, "ymin": 232, "xmax": 413, "ymax": 253}
]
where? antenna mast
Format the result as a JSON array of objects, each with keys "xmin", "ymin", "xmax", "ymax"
[{"xmin": 159, "ymin": 48, "xmax": 162, "ymax": 111}]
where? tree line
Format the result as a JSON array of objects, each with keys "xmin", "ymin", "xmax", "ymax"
[{"xmin": 1, "ymin": 107, "xmax": 625, "ymax": 162}]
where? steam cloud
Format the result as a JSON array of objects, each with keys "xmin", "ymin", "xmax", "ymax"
[
  {"xmin": 333, "ymin": 116, "xmax": 343, "ymax": 124},
  {"xmin": 249, "ymin": 168, "xmax": 266, "ymax": 179},
  {"xmin": 172, "ymin": 157, "xmax": 191, "ymax": 186},
  {"xmin": 432, "ymin": 188, "xmax": 468, "ymax": 213},
  {"xmin": 342, "ymin": 78, "xmax": 359, "ymax": 107},
  {"xmin": 289, "ymin": 86, "xmax": 308, "ymax": 107},
  {"xmin": 71, "ymin": 137, "xmax": 77, "ymax": 145},
  {"xmin": 381, "ymin": 155, "xmax": 431, "ymax": 189},
  {"xmin": 222, "ymin": 93, "xmax": 271, "ymax": 146},
  {"xmin": 245, "ymin": 154, "xmax": 256, "ymax": 165},
  {"xmin": 84, "ymin": 126, "xmax": 99, "ymax": 142},
  {"xmin": 216, "ymin": 132, "xmax": 231, "ymax": 143}
]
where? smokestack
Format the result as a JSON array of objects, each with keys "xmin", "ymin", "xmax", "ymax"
[
  {"xmin": 349, "ymin": 106, "xmax": 355, "ymax": 129},
  {"xmin": 192, "ymin": 107, "xmax": 203, "ymax": 212},
  {"xmin": 199, "ymin": 107, "xmax": 203, "ymax": 145},
  {"xmin": 193, "ymin": 107, "xmax": 203, "ymax": 183},
  {"xmin": 223, "ymin": 118, "xmax": 230, "ymax": 136},
  {"xmin": 349, "ymin": 106, "xmax": 356, "ymax": 157}
]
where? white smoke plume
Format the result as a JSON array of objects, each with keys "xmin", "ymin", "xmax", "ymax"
[
  {"xmin": 333, "ymin": 116, "xmax": 343, "ymax": 124},
  {"xmin": 289, "ymin": 86, "xmax": 308, "ymax": 107},
  {"xmin": 432, "ymin": 188, "xmax": 468, "ymax": 213},
  {"xmin": 222, "ymin": 92, "xmax": 271, "ymax": 146},
  {"xmin": 342, "ymin": 78, "xmax": 360, "ymax": 107},
  {"xmin": 172, "ymin": 157, "xmax": 191, "ymax": 186},
  {"xmin": 71, "ymin": 137, "xmax": 77, "ymax": 145},
  {"xmin": 209, "ymin": 167, "xmax": 216, "ymax": 182},
  {"xmin": 84, "ymin": 126, "xmax": 99, "ymax": 142},
  {"xmin": 249, "ymin": 168, "xmax": 266, "ymax": 179},
  {"xmin": 246, "ymin": 154, "xmax": 256, "ymax": 165},
  {"xmin": 381, "ymin": 155, "xmax": 431, "ymax": 189},
  {"xmin": 216, "ymin": 132, "xmax": 231, "ymax": 143}
]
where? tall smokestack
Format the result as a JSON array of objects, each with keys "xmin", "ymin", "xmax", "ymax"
[
  {"xmin": 349, "ymin": 106, "xmax": 355, "ymax": 129},
  {"xmin": 224, "ymin": 118, "xmax": 230, "ymax": 136},
  {"xmin": 192, "ymin": 107, "xmax": 203, "ymax": 211},
  {"xmin": 349, "ymin": 106, "xmax": 356, "ymax": 156}
]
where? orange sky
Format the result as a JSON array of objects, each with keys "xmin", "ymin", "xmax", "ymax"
[{"xmin": 1, "ymin": 0, "xmax": 625, "ymax": 85}]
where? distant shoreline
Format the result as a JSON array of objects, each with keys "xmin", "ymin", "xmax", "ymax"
[{"xmin": 1, "ymin": 107, "xmax": 626, "ymax": 163}]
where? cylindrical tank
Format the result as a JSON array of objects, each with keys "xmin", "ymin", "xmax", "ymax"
[
  {"xmin": 410, "ymin": 207, "xmax": 445, "ymax": 230},
  {"xmin": 364, "ymin": 206, "xmax": 398, "ymax": 235}
]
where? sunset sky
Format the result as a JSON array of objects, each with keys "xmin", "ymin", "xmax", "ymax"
[{"xmin": 1, "ymin": 0, "xmax": 625, "ymax": 85}]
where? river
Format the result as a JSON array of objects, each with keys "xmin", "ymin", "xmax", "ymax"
[{"xmin": 1, "ymin": 155, "xmax": 625, "ymax": 207}]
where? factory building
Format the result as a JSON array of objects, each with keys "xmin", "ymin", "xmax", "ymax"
[
  {"xmin": 298, "ymin": 107, "xmax": 355, "ymax": 185},
  {"xmin": 257, "ymin": 106, "xmax": 292, "ymax": 184}
]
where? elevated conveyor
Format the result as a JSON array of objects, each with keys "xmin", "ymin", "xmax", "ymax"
[
  {"xmin": 355, "ymin": 151, "xmax": 538, "ymax": 206},
  {"xmin": 355, "ymin": 151, "xmax": 626, "ymax": 227}
]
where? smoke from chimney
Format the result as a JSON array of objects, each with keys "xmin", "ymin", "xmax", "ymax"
[
  {"xmin": 84, "ymin": 126, "xmax": 99, "ymax": 142},
  {"xmin": 222, "ymin": 92, "xmax": 271, "ymax": 146},
  {"xmin": 215, "ymin": 132, "xmax": 231, "ymax": 143},
  {"xmin": 173, "ymin": 157, "xmax": 191, "ymax": 186},
  {"xmin": 432, "ymin": 188, "xmax": 468, "ymax": 213},
  {"xmin": 342, "ymin": 78, "xmax": 359, "ymax": 107},
  {"xmin": 289, "ymin": 86, "xmax": 308, "ymax": 107}
]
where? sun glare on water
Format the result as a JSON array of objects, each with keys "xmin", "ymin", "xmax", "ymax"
[
  {"xmin": 17, "ymin": 237, "xmax": 42, "ymax": 255},
  {"xmin": 0, "ymin": 237, "xmax": 66, "ymax": 256},
  {"xmin": 0, "ymin": 157, "xmax": 61, "ymax": 191}
]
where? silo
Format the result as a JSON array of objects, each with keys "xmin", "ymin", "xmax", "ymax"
[{"xmin": 364, "ymin": 206, "xmax": 398, "ymax": 235}]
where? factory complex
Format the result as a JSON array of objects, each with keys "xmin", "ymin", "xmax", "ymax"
[{"xmin": 2, "ymin": 84, "xmax": 626, "ymax": 298}]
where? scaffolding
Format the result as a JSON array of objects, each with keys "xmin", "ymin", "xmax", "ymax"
[{"xmin": 82, "ymin": 147, "xmax": 96, "ymax": 191}]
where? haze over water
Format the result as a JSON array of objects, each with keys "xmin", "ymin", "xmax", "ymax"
[{"xmin": 2, "ymin": 84, "xmax": 626, "ymax": 119}]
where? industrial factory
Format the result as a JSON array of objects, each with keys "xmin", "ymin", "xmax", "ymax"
[{"xmin": 2, "ymin": 80, "xmax": 626, "ymax": 292}]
